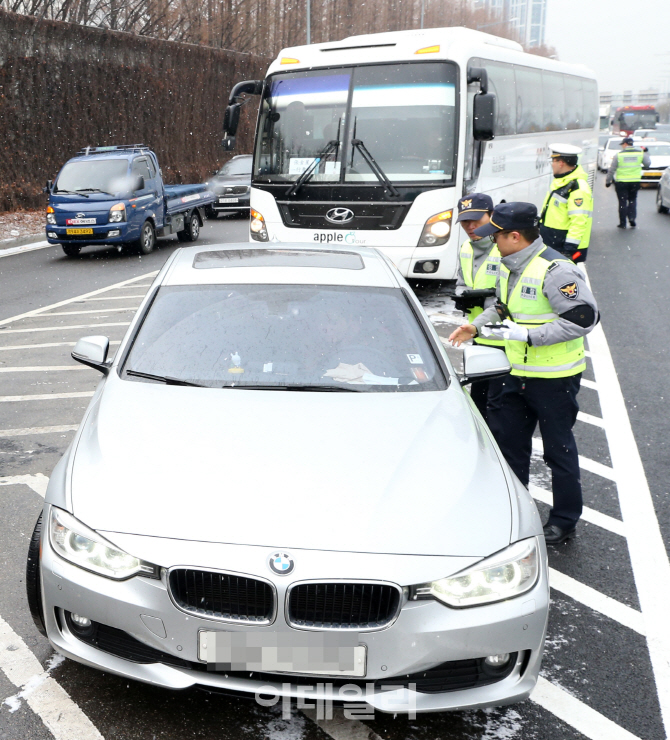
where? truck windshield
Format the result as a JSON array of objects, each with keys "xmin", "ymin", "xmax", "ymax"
[
  {"xmin": 254, "ymin": 62, "xmax": 457, "ymax": 185},
  {"xmin": 55, "ymin": 159, "xmax": 130, "ymax": 195}
]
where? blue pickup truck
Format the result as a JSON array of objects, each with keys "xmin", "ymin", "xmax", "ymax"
[{"xmin": 45, "ymin": 145, "xmax": 216, "ymax": 257}]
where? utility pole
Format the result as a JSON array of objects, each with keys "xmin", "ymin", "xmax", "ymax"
[
  {"xmin": 307, "ymin": 0, "xmax": 311, "ymax": 44},
  {"xmin": 420, "ymin": 0, "xmax": 425, "ymax": 29}
]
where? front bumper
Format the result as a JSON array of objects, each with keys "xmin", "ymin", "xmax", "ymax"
[
  {"xmin": 212, "ymin": 194, "xmax": 250, "ymax": 212},
  {"xmin": 642, "ymin": 170, "xmax": 665, "ymax": 183},
  {"xmin": 40, "ymin": 527, "xmax": 549, "ymax": 713},
  {"xmin": 46, "ymin": 222, "xmax": 138, "ymax": 245}
]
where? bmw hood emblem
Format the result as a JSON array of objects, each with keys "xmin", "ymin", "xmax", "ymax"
[{"xmin": 269, "ymin": 552, "xmax": 294, "ymax": 576}]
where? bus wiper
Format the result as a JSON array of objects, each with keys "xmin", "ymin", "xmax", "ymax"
[
  {"xmin": 125, "ymin": 369, "xmax": 207, "ymax": 387},
  {"xmin": 76, "ymin": 188, "xmax": 114, "ymax": 196},
  {"xmin": 286, "ymin": 140, "xmax": 340, "ymax": 197},
  {"xmin": 351, "ymin": 139, "xmax": 400, "ymax": 198}
]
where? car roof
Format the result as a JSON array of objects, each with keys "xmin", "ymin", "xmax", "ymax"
[{"xmin": 162, "ymin": 244, "xmax": 400, "ymax": 289}]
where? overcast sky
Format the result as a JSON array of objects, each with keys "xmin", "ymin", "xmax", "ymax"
[{"xmin": 545, "ymin": 0, "xmax": 670, "ymax": 95}]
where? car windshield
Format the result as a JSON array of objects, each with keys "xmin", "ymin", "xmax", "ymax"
[
  {"xmin": 55, "ymin": 159, "xmax": 130, "ymax": 194},
  {"xmin": 607, "ymin": 140, "xmax": 624, "ymax": 150},
  {"xmin": 123, "ymin": 284, "xmax": 446, "ymax": 392},
  {"xmin": 254, "ymin": 62, "xmax": 457, "ymax": 184},
  {"xmin": 218, "ymin": 158, "xmax": 252, "ymax": 176}
]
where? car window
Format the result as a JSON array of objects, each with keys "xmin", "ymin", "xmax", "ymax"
[
  {"xmin": 607, "ymin": 140, "xmax": 623, "ymax": 150},
  {"xmin": 123, "ymin": 284, "xmax": 446, "ymax": 392},
  {"xmin": 218, "ymin": 158, "xmax": 252, "ymax": 176},
  {"xmin": 131, "ymin": 158, "xmax": 153, "ymax": 180}
]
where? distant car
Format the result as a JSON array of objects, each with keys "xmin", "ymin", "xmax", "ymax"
[
  {"xmin": 598, "ymin": 136, "xmax": 644, "ymax": 172},
  {"xmin": 641, "ymin": 141, "xmax": 670, "ymax": 184},
  {"xmin": 26, "ymin": 243, "xmax": 549, "ymax": 714},
  {"xmin": 657, "ymin": 166, "xmax": 670, "ymax": 213},
  {"xmin": 207, "ymin": 155, "xmax": 252, "ymax": 217},
  {"xmin": 633, "ymin": 129, "xmax": 657, "ymax": 138}
]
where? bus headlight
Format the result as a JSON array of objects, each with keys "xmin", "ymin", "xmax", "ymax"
[
  {"xmin": 250, "ymin": 209, "xmax": 269, "ymax": 242},
  {"xmin": 418, "ymin": 210, "xmax": 452, "ymax": 247}
]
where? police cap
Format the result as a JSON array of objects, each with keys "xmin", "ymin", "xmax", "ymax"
[
  {"xmin": 621, "ymin": 136, "xmax": 635, "ymax": 145},
  {"xmin": 549, "ymin": 143, "xmax": 582, "ymax": 160},
  {"xmin": 456, "ymin": 193, "xmax": 494, "ymax": 222},
  {"xmin": 474, "ymin": 202, "xmax": 539, "ymax": 237}
]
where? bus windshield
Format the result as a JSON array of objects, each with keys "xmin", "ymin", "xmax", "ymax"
[
  {"xmin": 618, "ymin": 111, "xmax": 657, "ymax": 130},
  {"xmin": 254, "ymin": 62, "xmax": 458, "ymax": 185}
]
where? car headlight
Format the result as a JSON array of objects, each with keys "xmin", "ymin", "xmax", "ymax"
[
  {"xmin": 109, "ymin": 203, "xmax": 126, "ymax": 223},
  {"xmin": 412, "ymin": 538, "xmax": 539, "ymax": 608},
  {"xmin": 46, "ymin": 206, "xmax": 56, "ymax": 225},
  {"xmin": 49, "ymin": 507, "xmax": 159, "ymax": 580}
]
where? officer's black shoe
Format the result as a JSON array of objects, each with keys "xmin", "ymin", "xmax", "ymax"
[
  {"xmin": 543, "ymin": 523, "xmax": 576, "ymax": 546},
  {"xmin": 617, "ymin": 224, "xmax": 626, "ymax": 229},
  {"xmin": 629, "ymin": 221, "xmax": 636, "ymax": 228}
]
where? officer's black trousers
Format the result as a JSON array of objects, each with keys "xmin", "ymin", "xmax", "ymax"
[
  {"xmin": 488, "ymin": 373, "xmax": 583, "ymax": 529},
  {"xmin": 470, "ymin": 376, "xmax": 503, "ymax": 422},
  {"xmin": 615, "ymin": 182, "xmax": 640, "ymax": 225}
]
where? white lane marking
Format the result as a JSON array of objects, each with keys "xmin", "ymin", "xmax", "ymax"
[
  {"xmin": 0, "ymin": 425, "xmax": 79, "ymax": 438},
  {"xmin": 581, "ymin": 378, "xmax": 598, "ymax": 390},
  {"xmin": 589, "ymin": 318, "xmax": 670, "ymax": 734},
  {"xmin": 531, "ymin": 677, "xmax": 642, "ymax": 740},
  {"xmin": 0, "ymin": 366, "xmax": 87, "ymax": 373},
  {"xmin": 0, "ymin": 340, "xmax": 121, "ymax": 351},
  {"xmin": 0, "ymin": 322, "xmax": 131, "ymax": 334},
  {"xmin": 84, "ymin": 295, "xmax": 146, "ymax": 302},
  {"xmin": 0, "ymin": 616, "xmax": 104, "ymax": 739},
  {"xmin": 42, "ymin": 307, "xmax": 138, "ymax": 317},
  {"xmin": 531, "ymin": 437, "xmax": 616, "ymax": 482},
  {"xmin": 0, "ymin": 241, "xmax": 52, "ymax": 259},
  {"xmin": 529, "ymin": 484, "xmax": 625, "ymax": 537},
  {"xmin": 549, "ymin": 567, "xmax": 645, "ymax": 636},
  {"xmin": 301, "ymin": 707, "xmax": 384, "ymax": 740},
  {"xmin": 0, "ymin": 391, "xmax": 94, "ymax": 403},
  {"xmin": 0, "ymin": 271, "xmax": 157, "ymax": 327},
  {"xmin": 0, "ymin": 474, "xmax": 48, "ymax": 497},
  {"xmin": 577, "ymin": 411, "xmax": 606, "ymax": 429}
]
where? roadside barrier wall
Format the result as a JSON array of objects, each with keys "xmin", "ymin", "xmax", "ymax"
[{"xmin": 0, "ymin": 10, "xmax": 268, "ymax": 211}]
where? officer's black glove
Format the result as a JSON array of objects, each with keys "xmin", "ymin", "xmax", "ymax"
[{"xmin": 605, "ymin": 182, "xmax": 611, "ymax": 188}]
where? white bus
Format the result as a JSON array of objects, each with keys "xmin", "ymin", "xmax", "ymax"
[{"xmin": 222, "ymin": 27, "xmax": 598, "ymax": 280}]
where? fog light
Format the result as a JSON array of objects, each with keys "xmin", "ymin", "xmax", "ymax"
[
  {"xmin": 413, "ymin": 260, "xmax": 440, "ymax": 274},
  {"xmin": 485, "ymin": 653, "xmax": 510, "ymax": 667},
  {"xmin": 71, "ymin": 614, "xmax": 91, "ymax": 628},
  {"xmin": 47, "ymin": 232, "xmax": 57, "ymax": 238},
  {"xmin": 108, "ymin": 229, "xmax": 121, "ymax": 237}
]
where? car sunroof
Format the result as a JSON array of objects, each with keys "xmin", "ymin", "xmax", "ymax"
[{"xmin": 193, "ymin": 249, "xmax": 365, "ymax": 270}]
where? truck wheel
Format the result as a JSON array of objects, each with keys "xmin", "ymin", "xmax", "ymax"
[
  {"xmin": 205, "ymin": 205, "xmax": 217, "ymax": 219},
  {"xmin": 177, "ymin": 212, "xmax": 200, "ymax": 242},
  {"xmin": 136, "ymin": 221, "xmax": 156, "ymax": 254},
  {"xmin": 26, "ymin": 513, "xmax": 47, "ymax": 637},
  {"xmin": 62, "ymin": 244, "xmax": 81, "ymax": 258},
  {"xmin": 657, "ymin": 189, "xmax": 669, "ymax": 214}
]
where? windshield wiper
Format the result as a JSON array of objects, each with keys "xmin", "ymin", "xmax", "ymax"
[
  {"xmin": 223, "ymin": 383, "xmax": 359, "ymax": 392},
  {"xmin": 125, "ymin": 369, "xmax": 207, "ymax": 387},
  {"xmin": 76, "ymin": 188, "xmax": 114, "ymax": 196},
  {"xmin": 55, "ymin": 189, "xmax": 88, "ymax": 197},
  {"xmin": 351, "ymin": 138, "xmax": 400, "ymax": 198},
  {"xmin": 286, "ymin": 139, "xmax": 340, "ymax": 197}
]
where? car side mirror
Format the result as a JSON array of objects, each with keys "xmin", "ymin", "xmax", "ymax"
[
  {"xmin": 72, "ymin": 336, "xmax": 111, "ymax": 375},
  {"xmin": 460, "ymin": 346, "xmax": 510, "ymax": 387},
  {"xmin": 43, "ymin": 179, "xmax": 53, "ymax": 194},
  {"xmin": 473, "ymin": 93, "xmax": 496, "ymax": 141}
]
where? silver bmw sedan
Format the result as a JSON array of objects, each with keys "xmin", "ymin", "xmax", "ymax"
[{"xmin": 27, "ymin": 244, "xmax": 548, "ymax": 714}]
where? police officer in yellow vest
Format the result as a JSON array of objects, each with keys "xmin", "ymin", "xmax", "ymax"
[
  {"xmin": 453, "ymin": 193, "xmax": 503, "ymax": 420},
  {"xmin": 449, "ymin": 203, "xmax": 599, "ymax": 545},
  {"xmin": 539, "ymin": 144, "xmax": 593, "ymax": 263},
  {"xmin": 606, "ymin": 136, "xmax": 651, "ymax": 228}
]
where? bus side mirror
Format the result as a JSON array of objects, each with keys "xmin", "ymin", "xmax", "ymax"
[
  {"xmin": 222, "ymin": 103, "xmax": 242, "ymax": 150},
  {"xmin": 222, "ymin": 136, "xmax": 237, "ymax": 152},
  {"xmin": 473, "ymin": 93, "xmax": 496, "ymax": 141}
]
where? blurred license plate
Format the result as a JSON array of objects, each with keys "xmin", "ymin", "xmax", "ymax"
[
  {"xmin": 219, "ymin": 197, "xmax": 239, "ymax": 203},
  {"xmin": 198, "ymin": 631, "xmax": 366, "ymax": 676},
  {"xmin": 644, "ymin": 171, "xmax": 662, "ymax": 177},
  {"xmin": 66, "ymin": 228, "xmax": 93, "ymax": 235}
]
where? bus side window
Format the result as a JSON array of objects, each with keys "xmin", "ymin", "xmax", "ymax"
[
  {"xmin": 516, "ymin": 66, "xmax": 543, "ymax": 134},
  {"xmin": 486, "ymin": 62, "xmax": 516, "ymax": 136},
  {"xmin": 565, "ymin": 76, "xmax": 584, "ymax": 130},
  {"xmin": 542, "ymin": 71, "xmax": 566, "ymax": 132},
  {"xmin": 582, "ymin": 79, "xmax": 598, "ymax": 129}
]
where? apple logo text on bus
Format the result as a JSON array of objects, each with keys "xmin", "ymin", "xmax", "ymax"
[{"xmin": 313, "ymin": 232, "xmax": 366, "ymax": 246}]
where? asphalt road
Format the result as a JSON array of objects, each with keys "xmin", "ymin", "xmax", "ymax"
[{"xmin": 0, "ymin": 190, "xmax": 668, "ymax": 740}]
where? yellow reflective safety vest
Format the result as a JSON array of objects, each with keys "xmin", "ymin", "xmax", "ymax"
[
  {"xmin": 459, "ymin": 240, "xmax": 503, "ymax": 347},
  {"xmin": 539, "ymin": 165, "xmax": 593, "ymax": 254},
  {"xmin": 615, "ymin": 148, "xmax": 645, "ymax": 183},
  {"xmin": 499, "ymin": 248, "xmax": 586, "ymax": 378}
]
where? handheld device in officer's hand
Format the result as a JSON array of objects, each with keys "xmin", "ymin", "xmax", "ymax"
[{"xmin": 453, "ymin": 288, "xmax": 496, "ymax": 314}]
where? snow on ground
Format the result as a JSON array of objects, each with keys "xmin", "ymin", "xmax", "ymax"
[{"xmin": 0, "ymin": 210, "xmax": 44, "ymax": 241}]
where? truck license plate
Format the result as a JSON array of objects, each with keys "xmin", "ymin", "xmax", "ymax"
[
  {"xmin": 66, "ymin": 228, "xmax": 93, "ymax": 235},
  {"xmin": 219, "ymin": 197, "xmax": 239, "ymax": 203}
]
